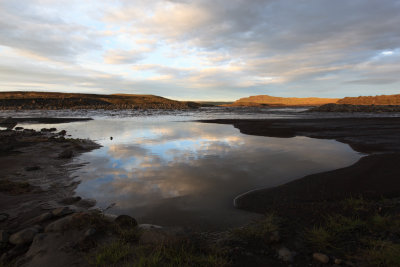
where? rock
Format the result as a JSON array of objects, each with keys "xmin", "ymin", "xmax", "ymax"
[
  {"xmin": 0, "ymin": 230, "xmax": 9, "ymax": 243},
  {"xmin": 115, "ymin": 215, "xmax": 138, "ymax": 228},
  {"xmin": 334, "ymin": 258, "xmax": 343, "ymax": 264},
  {"xmin": 25, "ymin": 166, "xmax": 41, "ymax": 171},
  {"xmin": 33, "ymin": 225, "xmax": 44, "ymax": 233},
  {"xmin": 9, "ymin": 228, "xmax": 38, "ymax": 245},
  {"xmin": 75, "ymin": 198, "xmax": 96, "ymax": 208},
  {"xmin": 52, "ymin": 207, "xmax": 74, "ymax": 217},
  {"xmin": 0, "ymin": 244, "xmax": 29, "ymax": 262},
  {"xmin": 0, "ymin": 213, "xmax": 9, "ymax": 222},
  {"xmin": 269, "ymin": 230, "xmax": 280, "ymax": 242},
  {"xmin": 45, "ymin": 215, "xmax": 74, "ymax": 232},
  {"xmin": 313, "ymin": 252, "xmax": 329, "ymax": 264},
  {"xmin": 32, "ymin": 212, "xmax": 54, "ymax": 223},
  {"xmin": 84, "ymin": 228, "xmax": 96, "ymax": 237},
  {"xmin": 278, "ymin": 247, "xmax": 294, "ymax": 262},
  {"xmin": 102, "ymin": 213, "xmax": 117, "ymax": 222},
  {"xmin": 40, "ymin": 128, "xmax": 57, "ymax": 132},
  {"xmin": 138, "ymin": 224, "xmax": 163, "ymax": 230},
  {"xmin": 58, "ymin": 149, "xmax": 73, "ymax": 159},
  {"xmin": 59, "ymin": 196, "xmax": 82, "ymax": 205},
  {"xmin": 15, "ymin": 126, "xmax": 24, "ymax": 130},
  {"xmin": 58, "ymin": 130, "xmax": 67, "ymax": 136}
]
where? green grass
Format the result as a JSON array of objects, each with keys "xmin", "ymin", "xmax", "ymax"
[
  {"xmin": 305, "ymin": 197, "xmax": 400, "ymax": 266},
  {"xmin": 306, "ymin": 214, "xmax": 367, "ymax": 255},
  {"xmin": 230, "ymin": 213, "xmax": 280, "ymax": 246},
  {"xmin": 360, "ymin": 240, "xmax": 400, "ymax": 267},
  {"xmin": 341, "ymin": 196, "xmax": 368, "ymax": 212},
  {"xmin": 90, "ymin": 240, "xmax": 228, "ymax": 267},
  {"xmin": 91, "ymin": 240, "xmax": 132, "ymax": 267}
]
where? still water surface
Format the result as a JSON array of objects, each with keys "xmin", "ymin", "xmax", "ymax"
[
  {"xmin": 21, "ymin": 117, "xmax": 362, "ymax": 230},
  {"xmin": 14, "ymin": 110, "xmax": 365, "ymax": 230}
]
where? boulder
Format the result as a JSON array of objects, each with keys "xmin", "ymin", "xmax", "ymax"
[
  {"xmin": 31, "ymin": 212, "xmax": 54, "ymax": 223},
  {"xmin": 115, "ymin": 215, "xmax": 138, "ymax": 228},
  {"xmin": 313, "ymin": 252, "xmax": 329, "ymax": 264},
  {"xmin": 52, "ymin": 207, "xmax": 74, "ymax": 217},
  {"xmin": 75, "ymin": 198, "xmax": 96, "ymax": 208},
  {"xmin": 45, "ymin": 215, "xmax": 74, "ymax": 232},
  {"xmin": 9, "ymin": 228, "xmax": 38, "ymax": 245}
]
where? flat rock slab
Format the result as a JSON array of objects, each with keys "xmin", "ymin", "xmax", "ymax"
[
  {"xmin": 45, "ymin": 216, "xmax": 75, "ymax": 232},
  {"xmin": 9, "ymin": 228, "xmax": 38, "ymax": 245}
]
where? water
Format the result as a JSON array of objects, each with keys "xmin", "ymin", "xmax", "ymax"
[
  {"xmin": 3, "ymin": 106, "xmax": 400, "ymax": 120},
  {"xmin": 15, "ymin": 110, "xmax": 363, "ymax": 230}
]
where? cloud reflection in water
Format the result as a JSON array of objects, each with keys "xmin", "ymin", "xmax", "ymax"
[{"xmin": 72, "ymin": 120, "xmax": 361, "ymax": 230}]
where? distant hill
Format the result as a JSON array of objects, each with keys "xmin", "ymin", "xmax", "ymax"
[
  {"xmin": 0, "ymin": 91, "xmax": 201, "ymax": 110},
  {"xmin": 338, "ymin": 94, "xmax": 400, "ymax": 105},
  {"xmin": 226, "ymin": 95, "xmax": 339, "ymax": 107}
]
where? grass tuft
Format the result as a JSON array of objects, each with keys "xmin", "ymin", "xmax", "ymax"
[{"xmin": 230, "ymin": 213, "xmax": 280, "ymax": 246}]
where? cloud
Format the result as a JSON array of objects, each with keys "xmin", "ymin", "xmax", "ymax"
[
  {"xmin": 104, "ymin": 49, "xmax": 150, "ymax": 64},
  {"xmin": 0, "ymin": 0, "xmax": 400, "ymax": 99}
]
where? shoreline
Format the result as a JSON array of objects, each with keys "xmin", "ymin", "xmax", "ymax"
[{"xmin": 199, "ymin": 117, "xmax": 400, "ymax": 213}]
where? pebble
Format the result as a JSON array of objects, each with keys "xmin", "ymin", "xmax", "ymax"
[
  {"xmin": 9, "ymin": 228, "xmax": 38, "ymax": 245},
  {"xmin": 84, "ymin": 228, "xmax": 96, "ymax": 237},
  {"xmin": 278, "ymin": 247, "xmax": 294, "ymax": 262},
  {"xmin": 52, "ymin": 207, "xmax": 74, "ymax": 217},
  {"xmin": 334, "ymin": 258, "xmax": 343, "ymax": 264},
  {"xmin": 313, "ymin": 252, "xmax": 329, "ymax": 264}
]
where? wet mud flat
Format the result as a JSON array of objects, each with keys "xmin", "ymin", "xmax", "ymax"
[{"xmin": 200, "ymin": 117, "xmax": 400, "ymax": 212}]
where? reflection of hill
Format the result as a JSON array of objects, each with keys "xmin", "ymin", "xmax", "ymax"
[
  {"xmin": 225, "ymin": 95, "xmax": 339, "ymax": 107},
  {"xmin": 0, "ymin": 91, "xmax": 201, "ymax": 110}
]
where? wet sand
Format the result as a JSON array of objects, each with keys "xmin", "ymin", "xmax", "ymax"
[{"xmin": 200, "ymin": 118, "xmax": 400, "ymax": 213}]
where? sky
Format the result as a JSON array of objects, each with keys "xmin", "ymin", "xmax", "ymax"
[{"xmin": 0, "ymin": 0, "xmax": 399, "ymax": 101}]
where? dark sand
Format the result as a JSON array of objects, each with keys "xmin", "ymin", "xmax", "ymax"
[{"xmin": 200, "ymin": 118, "xmax": 400, "ymax": 213}]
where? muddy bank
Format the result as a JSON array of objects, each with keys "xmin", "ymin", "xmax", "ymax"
[
  {"xmin": 0, "ymin": 127, "xmax": 101, "ymax": 228},
  {"xmin": 309, "ymin": 103, "xmax": 400, "ymax": 112},
  {"xmin": 199, "ymin": 118, "xmax": 400, "ymax": 213}
]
